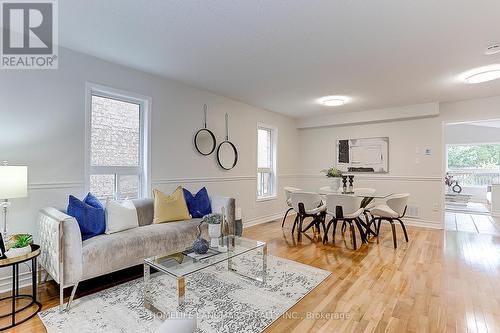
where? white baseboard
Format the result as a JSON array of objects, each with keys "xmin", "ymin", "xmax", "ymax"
[
  {"xmin": 0, "ymin": 271, "xmax": 33, "ymax": 294},
  {"xmin": 243, "ymin": 210, "xmax": 296, "ymax": 228},
  {"xmin": 402, "ymin": 217, "xmax": 443, "ymax": 229}
]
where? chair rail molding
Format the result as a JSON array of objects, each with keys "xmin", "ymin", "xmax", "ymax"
[
  {"xmin": 152, "ymin": 175, "xmax": 257, "ymax": 185},
  {"xmin": 282, "ymin": 174, "xmax": 442, "ymax": 182},
  {"xmin": 28, "ymin": 181, "xmax": 86, "ymax": 190}
]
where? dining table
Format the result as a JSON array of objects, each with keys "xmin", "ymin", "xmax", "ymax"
[{"xmin": 318, "ymin": 188, "xmax": 394, "ymax": 241}]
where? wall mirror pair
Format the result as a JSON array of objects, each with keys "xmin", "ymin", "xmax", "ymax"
[{"xmin": 194, "ymin": 104, "xmax": 238, "ymax": 170}]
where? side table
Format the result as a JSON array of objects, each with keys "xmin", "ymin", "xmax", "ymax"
[{"xmin": 0, "ymin": 244, "xmax": 41, "ymax": 330}]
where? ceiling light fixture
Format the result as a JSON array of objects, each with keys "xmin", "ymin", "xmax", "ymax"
[
  {"xmin": 485, "ymin": 43, "xmax": 500, "ymax": 55},
  {"xmin": 461, "ymin": 64, "xmax": 500, "ymax": 84},
  {"xmin": 317, "ymin": 95, "xmax": 349, "ymax": 107}
]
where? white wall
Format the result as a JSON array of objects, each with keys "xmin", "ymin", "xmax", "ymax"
[{"xmin": 0, "ymin": 47, "xmax": 300, "ymax": 239}]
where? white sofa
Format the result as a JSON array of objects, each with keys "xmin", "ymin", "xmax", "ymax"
[{"xmin": 37, "ymin": 196, "xmax": 235, "ymax": 312}]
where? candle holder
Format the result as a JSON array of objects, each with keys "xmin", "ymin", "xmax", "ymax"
[
  {"xmin": 341, "ymin": 176, "xmax": 348, "ymax": 194},
  {"xmin": 348, "ymin": 175, "xmax": 355, "ymax": 194}
]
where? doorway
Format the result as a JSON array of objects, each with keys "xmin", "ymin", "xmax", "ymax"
[{"xmin": 444, "ymin": 120, "xmax": 500, "ymax": 216}]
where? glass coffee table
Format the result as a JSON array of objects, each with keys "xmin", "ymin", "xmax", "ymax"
[{"xmin": 143, "ymin": 236, "xmax": 267, "ymax": 315}]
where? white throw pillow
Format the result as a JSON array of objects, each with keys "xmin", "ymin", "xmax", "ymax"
[{"xmin": 105, "ymin": 200, "xmax": 139, "ymax": 234}]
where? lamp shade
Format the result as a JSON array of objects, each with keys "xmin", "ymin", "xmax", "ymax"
[{"xmin": 0, "ymin": 166, "xmax": 28, "ymax": 199}]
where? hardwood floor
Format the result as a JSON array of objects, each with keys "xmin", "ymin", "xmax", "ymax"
[
  {"xmin": 445, "ymin": 211, "xmax": 500, "ymax": 235},
  {"xmin": 6, "ymin": 216, "xmax": 500, "ymax": 332}
]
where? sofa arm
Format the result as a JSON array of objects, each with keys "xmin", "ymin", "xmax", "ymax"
[
  {"xmin": 211, "ymin": 196, "xmax": 236, "ymax": 235},
  {"xmin": 38, "ymin": 207, "xmax": 83, "ymax": 287}
]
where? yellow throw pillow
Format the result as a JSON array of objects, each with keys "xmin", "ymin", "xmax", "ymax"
[{"xmin": 153, "ymin": 187, "xmax": 191, "ymax": 223}]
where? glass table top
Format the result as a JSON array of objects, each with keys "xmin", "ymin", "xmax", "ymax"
[
  {"xmin": 318, "ymin": 188, "xmax": 394, "ymax": 198},
  {"xmin": 144, "ymin": 236, "xmax": 265, "ymax": 278}
]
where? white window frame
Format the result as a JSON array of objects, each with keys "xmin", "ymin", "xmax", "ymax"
[
  {"xmin": 85, "ymin": 82, "xmax": 151, "ymax": 199},
  {"xmin": 256, "ymin": 123, "xmax": 278, "ymax": 201}
]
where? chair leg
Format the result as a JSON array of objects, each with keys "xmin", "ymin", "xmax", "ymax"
[
  {"xmin": 297, "ymin": 216, "xmax": 304, "ymax": 241},
  {"xmin": 291, "ymin": 215, "xmax": 298, "ymax": 234},
  {"xmin": 366, "ymin": 217, "xmax": 375, "ymax": 238},
  {"xmin": 376, "ymin": 218, "xmax": 382, "ymax": 236},
  {"xmin": 355, "ymin": 218, "xmax": 367, "ymax": 243},
  {"xmin": 350, "ymin": 221, "xmax": 357, "ymax": 250},
  {"xmin": 281, "ymin": 208, "xmax": 293, "ymax": 228},
  {"xmin": 321, "ymin": 219, "xmax": 327, "ymax": 241},
  {"xmin": 332, "ymin": 219, "xmax": 338, "ymax": 243},
  {"xmin": 365, "ymin": 213, "xmax": 377, "ymax": 238},
  {"xmin": 396, "ymin": 218, "xmax": 409, "ymax": 242},
  {"xmin": 323, "ymin": 218, "xmax": 334, "ymax": 244},
  {"xmin": 390, "ymin": 220, "xmax": 397, "ymax": 248},
  {"xmin": 341, "ymin": 221, "xmax": 347, "ymax": 234}
]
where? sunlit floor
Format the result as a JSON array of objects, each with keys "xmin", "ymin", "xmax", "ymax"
[
  {"xmin": 446, "ymin": 202, "xmax": 490, "ymax": 214},
  {"xmin": 246, "ymin": 216, "xmax": 500, "ymax": 332},
  {"xmin": 445, "ymin": 211, "xmax": 500, "ymax": 235}
]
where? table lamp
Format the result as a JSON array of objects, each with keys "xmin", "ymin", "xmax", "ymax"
[{"xmin": 0, "ymin": 163, "xmax": 28, "ymax": 236}]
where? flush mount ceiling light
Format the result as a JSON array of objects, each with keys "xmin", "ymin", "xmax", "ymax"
[
  {"xmin": 485, "ymin": 43, "xmax": 500, "ymax": 55},
  {"xmin": 317, "ymin": 95, "xmax": 350, "ymax": 107},
  {"xmin": 461, "ymin": 64, "xmax": 500, "ymax": 84}
]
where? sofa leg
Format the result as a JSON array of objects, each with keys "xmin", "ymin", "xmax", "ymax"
[
  {"xmin": 66, "ymin": 281, "xmax": 79, "ymax": 311},
  {"xmin": 59, "ymin": 283, "xmax": 64, "ymax": 313}
]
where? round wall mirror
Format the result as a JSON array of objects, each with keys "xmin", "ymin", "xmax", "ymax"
[
  {"xmin": 217, "ymin": 113, "xmax": 238, "ymax": 170},
  {"xmin": 194, "ymin": 129, "xmax": 216, "ymax": 155},
  {"xmin": 194, "ymin": 104, "xmax": 216, "ymax": 156},
  {"xmin": 217, "ymin": 141, "xmax": 238, "ymax": 170}
]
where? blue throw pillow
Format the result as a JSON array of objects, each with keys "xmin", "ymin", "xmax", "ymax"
[
  {"xmin": 67, "ymin": 193, "xmax": 106, "ymax": 241},
  {"xmin": 183, "ymin": 187, "xmax": 212, "ymax": 218}
]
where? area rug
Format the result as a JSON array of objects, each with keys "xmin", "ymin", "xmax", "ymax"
[{"xmin": 39, "ymin": 254, "xmax": 330, "ymax": 333}]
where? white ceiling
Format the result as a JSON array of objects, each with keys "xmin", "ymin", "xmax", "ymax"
[{"xmin": 60, "ymin": 0, "xmax": 500, "ymax": 118}]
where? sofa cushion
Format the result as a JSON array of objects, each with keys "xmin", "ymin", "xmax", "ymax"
[
  {"xmin": 183, "ymin": 187, "xmax": 212, "ymax": 218},
  {"xmin": 67, "ymin": 193, "xmax": 105, "ymax": 241},
  {"xmin": 105, "ymin": 200, "xmax": 139, "ymax": 234},
  {"xmin": 153, "ymin": 187, "xmax": 191, "ymax": 223},
  {"xmin": 81, "ymin": 218, "xmax": 207, "ymax": 280},
  {"xmin": 133, "ymin": 198, "xmax": 154, "ymax": 226}
]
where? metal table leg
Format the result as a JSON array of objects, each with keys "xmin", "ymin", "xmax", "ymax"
[
  {"xmin": 11, "ymin": 265, "xmax": 16, "ymax": 327},
  {"xmin": 178, "ymin": 277, "xmax": 185, "ymax": 306}
]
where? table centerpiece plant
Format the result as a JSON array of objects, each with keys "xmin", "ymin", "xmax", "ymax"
[{"xmin": 321, "ymin": 166, "xmax": 343, "ymax": 191}]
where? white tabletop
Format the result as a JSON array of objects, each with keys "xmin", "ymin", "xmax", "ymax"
[{"xmin": 318, "ymin": 188, "xmax": 394, "ymax": 199}]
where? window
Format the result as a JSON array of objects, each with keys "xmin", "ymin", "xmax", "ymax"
[
  {"xmin": 257, "ymin": 125, "xmax": 277, "ymax": 200},
  {"xmin": 447, "ymin": 144, "xmax": 500, "ymax": 186},
  {"xmin": 86, "ymin": 84, "xmax": 150, "ymax": 200}
]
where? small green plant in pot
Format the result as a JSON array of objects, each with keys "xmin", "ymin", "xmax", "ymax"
[
  {"xmin": 14, "ymin": 234, "xmax": 32, "ymax": 248},
  {"xmin": 5, "ymin": 234, "xmax": 32, "ymax": 258},
  {"xmin": 204, "ymin": 213, "xmax": 222, "ymax": 247},
  {"xmin": 321, "ymin": 167, "xmax": 343, "ymax": 191}
]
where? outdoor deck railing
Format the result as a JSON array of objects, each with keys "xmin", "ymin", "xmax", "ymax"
[{"xmin": 447, "ymin": 169, "xmax": 500, "ymax": 187}]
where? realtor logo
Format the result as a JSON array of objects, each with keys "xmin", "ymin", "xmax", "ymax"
[{"xmin": 1, "ymin": 0, "xmax": 58, "ymax": 69}]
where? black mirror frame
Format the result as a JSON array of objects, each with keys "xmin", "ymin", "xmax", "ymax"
[
  {"xmin": 217, "ymin": 140, "xmax": 238, "ymax": 170},
  {"xmin": 194, "ymin": 128, "xmax": 217, "ymax": 156}
]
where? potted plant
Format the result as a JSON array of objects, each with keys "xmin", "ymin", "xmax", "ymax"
[
  {"xmin": 5, "ymin": 234, "xmax": 32, "ymax": 258},
  {"xmin": 321, "ymin": 166, "xmax": 343, "ymax": 191},
  {"xmin": 204, "ymin": 213, "xmax": 222, "ymax": 247}
]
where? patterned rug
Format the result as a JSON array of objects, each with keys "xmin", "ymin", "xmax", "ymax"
[{"xmin": 39, "ymin": 254, "xmax": 330, "ymax": 333}]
